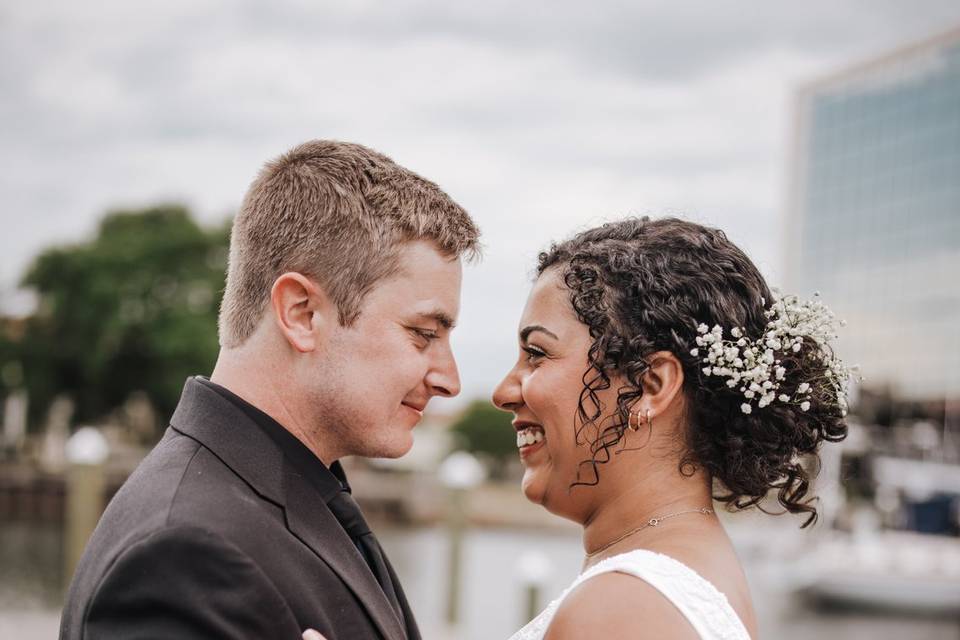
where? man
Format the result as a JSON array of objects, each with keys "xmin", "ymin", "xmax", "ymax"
[{"xmin": 60, "ymin": 140, "xmax": 481, "ymax": 639}]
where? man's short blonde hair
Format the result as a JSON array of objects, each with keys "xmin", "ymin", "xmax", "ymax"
[{"xmin": 218, "ymin": 140, "xmax": 481, "ymax": 348}]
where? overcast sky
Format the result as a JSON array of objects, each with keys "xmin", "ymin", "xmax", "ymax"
[{"xmin": 3, "ymin": 1, "xmax": 960, "ymax": 408}]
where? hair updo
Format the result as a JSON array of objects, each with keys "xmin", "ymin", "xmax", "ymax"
[{"xmin": 537, "ymin": 217, "xmax": 848, "ymax": 526}]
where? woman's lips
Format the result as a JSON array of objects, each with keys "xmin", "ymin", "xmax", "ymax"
[
  {"xmin": 516, "ymin": 425, "xmax": 546, "ymax": 458},
  {"xmin": 519, "ymin": 439, "xmax": 546, "ymax": 458},
  {"xmin": 516, "ymin": 426, "xmax": 545, "ymax": 448}
]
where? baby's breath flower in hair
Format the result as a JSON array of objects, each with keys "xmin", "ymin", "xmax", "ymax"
[{"xmin": 695, "ymin": 291, "xmax": 860, "ymax": 415}]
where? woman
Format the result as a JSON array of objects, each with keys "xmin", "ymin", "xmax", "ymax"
[{"xmin": 493, "ymin": 217, "xmax": 852, "ymax": 639}]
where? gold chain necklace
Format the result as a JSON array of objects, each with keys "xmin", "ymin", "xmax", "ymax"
[{"xmin": 585, "ymin": 507, "xmax": 714, "ymax": 558}]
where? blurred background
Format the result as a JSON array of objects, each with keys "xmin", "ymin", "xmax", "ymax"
[{"xmin": 2, "ymin": 2, "xmax": 960, "ymax": 638}]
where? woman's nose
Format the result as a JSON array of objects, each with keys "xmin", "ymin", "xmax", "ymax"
[{"xmin": 491, "ymin": 368, "xmax": 522, "ymax": 412}]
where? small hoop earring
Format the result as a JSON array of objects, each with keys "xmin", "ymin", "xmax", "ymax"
[
  {"xmin": 629, "ymin": 408, "xmax": 641, "ymax": 432},
  {"xmin": 646, "ymin": 409, "xmax": 653, "ymax": 431}
]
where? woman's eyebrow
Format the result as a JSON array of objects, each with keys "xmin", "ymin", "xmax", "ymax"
[{"xmin": 520, "ymin": 325, "xmax": 558, "ymax": 342}]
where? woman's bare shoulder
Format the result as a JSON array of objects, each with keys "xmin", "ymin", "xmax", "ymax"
[{"xmin": 543, "ymin": 570, "xmax": 699, "ymax": 640}]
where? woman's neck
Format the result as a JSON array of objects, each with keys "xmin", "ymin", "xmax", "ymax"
[{"xmin": 580, "ymin": 465, "xmax": 713, "ymax": 569}]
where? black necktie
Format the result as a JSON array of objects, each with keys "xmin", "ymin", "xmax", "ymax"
[{"xmin": 327, "ymin": 489, "xmax": 406, "ymax": 632}]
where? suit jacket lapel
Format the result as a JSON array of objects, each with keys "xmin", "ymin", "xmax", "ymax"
[
  {"xmin": 284, "ymin": 469, "xmax": 406, "ymax": 640},
  {"xmin": 170, "ymin": 378, "xmax": 285, "ymax": 505},
  {"xmin": 383, "ymin": 547, "xmax": 421, "ymax": 640},
  {"xmin": 169, "ymin": 378, "xmax": 406, "ymax": 640}
]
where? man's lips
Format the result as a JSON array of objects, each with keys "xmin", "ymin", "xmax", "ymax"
[{"xmin": 402, "ymin": 401, "xmax": 426, "ymax": 415}]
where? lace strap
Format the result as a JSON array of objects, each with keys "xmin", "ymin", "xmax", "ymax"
[
  {"xmin": 507, "ymin": 549, "xmax": 751, "ymax": 640},
  {"xmin": 572, "ymin": 549, "xmax": 751, "ymax": 640}
]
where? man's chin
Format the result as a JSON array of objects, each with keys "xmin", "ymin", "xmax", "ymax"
[{"xmin": 375, "ymin": 432, "xmax": 415, "ymax": 459}]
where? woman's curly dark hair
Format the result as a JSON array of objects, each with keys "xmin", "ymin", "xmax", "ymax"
[{"xmin": 537, "ymin": 217, "xmax": 848, "ymax": 527}]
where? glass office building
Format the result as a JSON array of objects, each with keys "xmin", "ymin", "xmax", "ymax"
[{"xmin": 786, "ymin": 28, "xmax": 960, "ymax": 401}]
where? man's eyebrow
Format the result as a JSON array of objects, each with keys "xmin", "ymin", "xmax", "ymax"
[
  {"xmin": 416, "ymin": 310, "xmax": 456, "ymax": 330},
  {"xmin": 520, "ymin": 325, "xmax": 558, "ymax": 342}
]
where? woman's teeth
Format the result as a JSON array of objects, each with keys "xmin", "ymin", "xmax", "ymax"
[{"xmin": 516, "ymin": 427, "xmax": 545, "ymax": 448}]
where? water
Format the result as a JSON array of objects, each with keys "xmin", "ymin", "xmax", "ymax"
[
  {"xmin": 376, "ymin": 524, "xmax": 960, "ymax": 640},
  {"xmin": 2, "ymin": 521, "xmax": 959, "ymax": 639},
  {"xmin": 378, "ymin": 526, "xmax": 585, "ymax": 638},
  {"xmin": 0, "ymin": 522, "xmax": 65, "ymax": 638}
]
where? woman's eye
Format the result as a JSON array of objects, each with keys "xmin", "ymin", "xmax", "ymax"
[{"xmin": 523, "ymin": 346, "xmax": 546, "ymax": 364}]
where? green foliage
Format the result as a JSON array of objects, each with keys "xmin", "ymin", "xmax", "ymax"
[
  {"xmin": 449, "ymin": 400, "xmax": 516, "ymax": 473},
  {"xmin": 9, "ymin": 204, "xmax": 229, "ymax": 432}
]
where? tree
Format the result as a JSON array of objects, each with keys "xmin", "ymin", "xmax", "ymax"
[
  {"xmin": 8, "ymin": 204, "xmax": 229, "ymax": 434},
  {"xmin": 449, "ymin": 400, "xmax": 516, "ymax": 478}
]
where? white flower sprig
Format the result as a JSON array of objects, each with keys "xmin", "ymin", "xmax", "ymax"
[{"xmin": 690, "ymin": 291, "xmax": 860, "ymax": 416}]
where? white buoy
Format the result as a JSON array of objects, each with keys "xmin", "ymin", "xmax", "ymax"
[
  {"xmin": 65, "ymin": 427, "xmax": 109, "ymax": 465},
  {"xmin": 438, "ymin": 450, "xmax": 486, "ymax": 490}
]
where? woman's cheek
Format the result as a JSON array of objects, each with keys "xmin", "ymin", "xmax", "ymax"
[{"xmin": 522, "ymin": 382, "xmax": 550, "ymax": 423}]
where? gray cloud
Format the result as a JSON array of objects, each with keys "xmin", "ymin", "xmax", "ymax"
[{"xmin": 2, "ymin": 1, "xmax": 960, "ymax": 398}]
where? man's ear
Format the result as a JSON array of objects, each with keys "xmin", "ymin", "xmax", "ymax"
[
  {"xmin": 270, "ymin": 272, "xmax": 335, "ymax": 353},
  {"xmin": 637, "ymin": 350, "xmax": 685, "ymax": 420}
]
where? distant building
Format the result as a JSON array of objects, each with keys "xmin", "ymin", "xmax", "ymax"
[{"xmin": 786, "ymin": 27, "xmax": 960, "ymax": 402}]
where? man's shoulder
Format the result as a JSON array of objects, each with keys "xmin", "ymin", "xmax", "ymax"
[
  {"xmin": 61, "ymin": 520, "xmax": 301, "ymax": 639},
  {"xmin": 116, "ymin": 427, "xmax": 284, "ymax": 534},
  {"xmin": 63, "ymin": 429, "xmax": 288, "ymax": 609},
  {"xmin": 98, "ymin": 429, "xmax": 206, "ymax": 538},
  {"xmin": 78, "ymin": 427, "xmax": 281, "ymax": 570}
]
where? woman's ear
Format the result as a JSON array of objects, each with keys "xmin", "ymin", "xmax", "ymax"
[
  {"xmin": 638, "ymin": 350, "xmax": 685, "ymax": 419},
  {"xmin": 270, "ymin": 272, "xmax": 336, "ymax": 353}
]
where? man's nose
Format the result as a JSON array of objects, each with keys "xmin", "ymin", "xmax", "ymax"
[{"xmin": 427, "ymin": 346, "xmax": 461, "ymax": 398}]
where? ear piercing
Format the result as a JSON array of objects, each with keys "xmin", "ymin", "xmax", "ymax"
[{"xmin": 629, "ymin": 408, "xmax": 653, "ymax": 432}]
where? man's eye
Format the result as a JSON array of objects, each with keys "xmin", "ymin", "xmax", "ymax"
[
  {"xmin": 413, "ymin": 328, "xmax": 439, "ymax": 342},
  {"xmin": 522, "ymin": 346, "xmax": 546, "ymax": 363}
]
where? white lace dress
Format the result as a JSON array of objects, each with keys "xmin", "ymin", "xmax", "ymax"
[{"xmin": 508, "ymin": 549, "xmax": 751, "ymax": 640}]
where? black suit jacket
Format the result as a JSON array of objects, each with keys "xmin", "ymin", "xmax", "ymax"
[{"xmin": 60, "ymin": 378, "xmax": 419, "ymax": 640}]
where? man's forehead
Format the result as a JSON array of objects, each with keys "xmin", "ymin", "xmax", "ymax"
[{"xmin": 393, "ymin": 239, "xmax": 463, "ymax": 275}]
